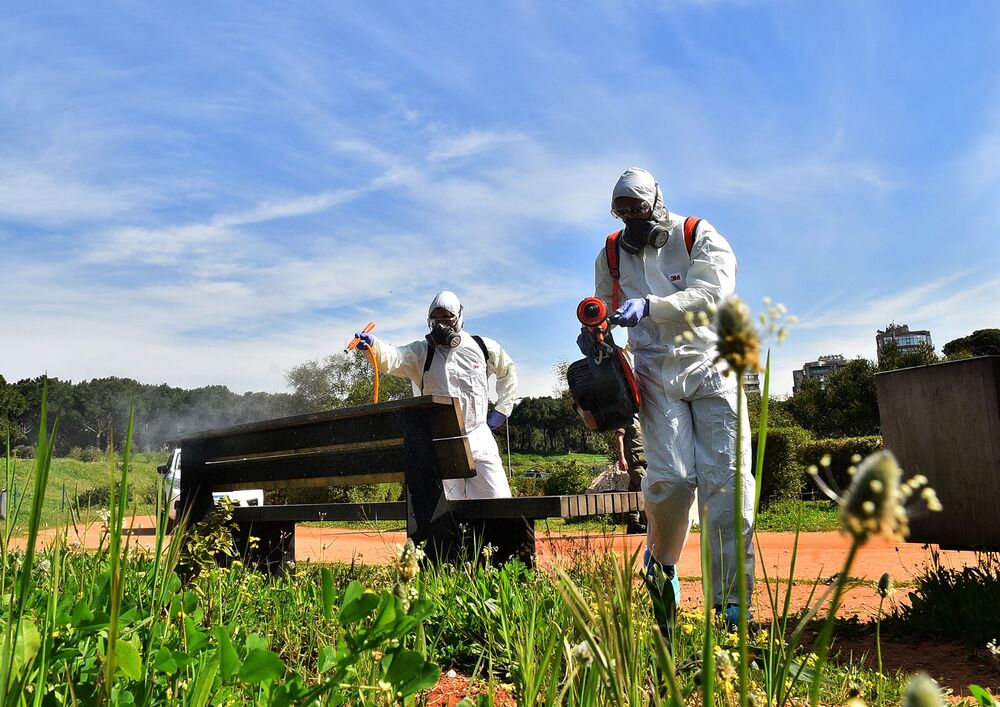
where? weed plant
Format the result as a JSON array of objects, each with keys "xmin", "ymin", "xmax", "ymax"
[{"xmin": 886, "ymin": 549, "xmax": 1000, "ymax": 646}]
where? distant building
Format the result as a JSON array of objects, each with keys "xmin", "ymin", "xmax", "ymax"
[
  {"xmin": 876, "ymin": 323, "xmax": 933, "ymax": 364},
  {"xmin": 792, "ymin": 354, "xmax": 848, "ymax": 393},
  {"xmin": 742, "ymin": 372, "xmax": 761, "ymax": 395}
]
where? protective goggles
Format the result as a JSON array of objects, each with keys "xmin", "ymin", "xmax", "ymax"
[
  {"xmin": 429, "ymin": 312, "xmax": 459, "ymax": 327},
  {"xmin": 611, "ymin": 201, "xmax": 652, "ymax": 220}
]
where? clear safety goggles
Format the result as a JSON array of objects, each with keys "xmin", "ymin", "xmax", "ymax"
[
  {"xmin": 429, "ymin": 312, "xmax": 459, "ymax": 328},
  {"xmin": 611, "ymin": 201, "xmax": 652, "ymax": 220}
]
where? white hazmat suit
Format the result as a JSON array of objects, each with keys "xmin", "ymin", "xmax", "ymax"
[
  {"xmin": 594, "ymin": 168, "xmax": 754, "ymax": 608},
  {"xmin": 369, "ymin": 291, "xmax": 517, "ymax": 500}
]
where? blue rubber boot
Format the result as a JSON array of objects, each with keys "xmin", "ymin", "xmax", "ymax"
[
  {"xmin": 718, "ymin": 603, "xmax": 752, "ymax": 631},
  {"xmin": 643, "ymin": 548, "xmax": 680, "ymax": 644}
]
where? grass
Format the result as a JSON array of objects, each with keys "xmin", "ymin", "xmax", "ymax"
[
  {"xmin": 755, "ymin": 499, "xmax": 840, "ymax": 532},
  {"xmin": 506, "ymin": 451, "xmax": 609, "ymax": 473},
  {"xmin": 4, "ymin": 454, "xmax": 162, "ymax": 532}
]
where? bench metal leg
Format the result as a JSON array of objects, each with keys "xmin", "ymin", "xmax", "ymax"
[{"xmin": 234, "ymin": 520, "xmax": 296, "ymax": 574}]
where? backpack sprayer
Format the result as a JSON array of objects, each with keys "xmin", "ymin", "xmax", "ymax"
[
  {"xmin": 566, "ymin": 297, "xmax": 641, "ymax": 431},
  {"xmin": 345, "ymin": 321, "xmax": 380, "ymax": 403}
]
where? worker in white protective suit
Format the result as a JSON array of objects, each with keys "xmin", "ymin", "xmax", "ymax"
[
  {"xmin": 354, "ymin": 290, "xmax": 517, "ymax": 500},
  {"xmin": 584, "ymin": 167, "xmax": 753, "ymax": 629}
]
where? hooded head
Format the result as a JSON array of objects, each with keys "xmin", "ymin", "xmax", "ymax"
[
  {"xmin": 611, "ymin": 167, "xmax": 672, "ymax": 254},
  {"xmin": 611, "ymin": 167, "xmax": 668, "ymax": 221},
  {"xmin": 426, "ymin": 290, "xmax": 464, "ymax": 348}
]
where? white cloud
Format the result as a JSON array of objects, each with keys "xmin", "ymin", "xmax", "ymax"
[
  {"xmin": 428, "ymin": 130, "xmax": 525, "ymax": 161},
  {"xmin": 0, "ymin": 170, "xmax": 141, "ymax": 224}
]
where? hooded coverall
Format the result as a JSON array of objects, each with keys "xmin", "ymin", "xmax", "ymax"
[
  {"xmin": 370, "ymin": 331, "xmax": 517, "ymax": 500},
  {"xmin": 594, "ymin": 172, "xmax": 754, "ymax": 607}
]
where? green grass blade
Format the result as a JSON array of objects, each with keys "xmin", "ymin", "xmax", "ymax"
[{"xmin": 753, "ymin": 350, "xmax": 771, "ymax": 519}]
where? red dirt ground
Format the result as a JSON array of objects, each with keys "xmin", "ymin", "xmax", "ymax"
[{"xmin": 22, "ymin": 518, "xmax": 1000, "ymax": 698}]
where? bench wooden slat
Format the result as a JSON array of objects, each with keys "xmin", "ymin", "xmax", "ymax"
[
  {"xmin": 450, "ymin": 492, "xmax": 643, "ymax": 520},
  {"xmin": 187, "ymin": 417, "xmax": 407, "ymax": 464},
  {"xmin": 170, "ymin": 395, "xmax": 460, "ymax": 443},
  {"xmin": 198, "ymin": 446, "xmax": 411, "ymax": 490},
  {"xmin": 192, "ymin": 440, "xmax": 475, "ymax": 493},
  {"xmin": 233, "ymin": 502, "xmax": 407, "ymax": 523}
]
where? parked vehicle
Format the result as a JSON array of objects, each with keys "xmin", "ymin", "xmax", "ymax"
[
  {"xmin": 158, "ymin": 448, "xmax": 264, "ymax": 532},
  {"xmin": 519, "ymin": 469, "xmax": 548, "ymax": 479}
]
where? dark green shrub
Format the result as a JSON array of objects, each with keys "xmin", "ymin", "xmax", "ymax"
[
  {"xmin": 797, "ymin": 436, "xmax": 882, "ymax": 493},
  {"xmin": 67, "ymin": 447, "xmax": 105, "ymax": 463},
  {"xmin": 887, "ymin": 551, "xmax": 1000, "ymax": 645},
  {"xmin": 751, "ymin": 426, "xmax": 811, "ymax": 509},
  {"xmin": 509, "ymin": 475, "xmax": 545, "ymax": 497},
  {"xmin": 75, "ymin": 484, "xmax": 117, "ymax": 508},
  {"xmin": 543, "ymin": 461, "xmax": 595, "ymax": 496}
]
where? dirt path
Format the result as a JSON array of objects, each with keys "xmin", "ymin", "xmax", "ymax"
[
  {"xmin": 30, "ymin": 517, "xmax": 977, "ymax": 621},
  {"xmin": 24, "ymin": 517, "xmax": 1000, "ymax": 696}
]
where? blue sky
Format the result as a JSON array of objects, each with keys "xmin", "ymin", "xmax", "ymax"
[{"xmin": 2, "ymin": 1, "xmax": 998, "ymax": 398}]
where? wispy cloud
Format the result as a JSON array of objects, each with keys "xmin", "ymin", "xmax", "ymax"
[
  {"xmin": 0, "ymin": 168, "xmax": 144, "ymax": 225},
  {"xmin": 428, "ymin": 130, "xmax": 525, "ymax": 162}
]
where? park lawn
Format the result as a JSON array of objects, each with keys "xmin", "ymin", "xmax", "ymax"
[
  {"xmin": 506, "ymin": 450, "xmax": 610, "ymax": 473},
  {"xmin": 754, "ymin": 499, "xmax": 839, "ymax": 532},
  {"xmin": 3, "ymin": 453, "xmax": 164, "ymax": 532}
]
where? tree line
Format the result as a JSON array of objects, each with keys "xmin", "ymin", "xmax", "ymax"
[
  {"xmin": 768, "ymin": 329, "xmax": 1000, "ymax": 438},
  {"xmin": 0, "ymin": 376, "xmax": 304, "ymax": 456},
  {"xmin": 2, "ymin": 328, "xmax": 996, "ymax": 457}
]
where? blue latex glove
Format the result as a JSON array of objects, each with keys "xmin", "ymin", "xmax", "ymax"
[
  {"xmin": 614, "ymin": 298, "xmax": 649, "ymax": 327},
  {"xmin": 487, "ymin": 410, "xmax": 506, "ymax": 431},
  {"xmin": 354, "ymin": 332, "xmax": 374, "ymax": 350}
]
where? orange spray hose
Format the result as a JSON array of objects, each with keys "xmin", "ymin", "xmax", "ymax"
[
  {"xmin": 366, "ymin": 346, "xmax": 380, "ymax": 403},
  {"xmin": 345, "ymin": 321, "xmax": 379, "ymax": 403}
]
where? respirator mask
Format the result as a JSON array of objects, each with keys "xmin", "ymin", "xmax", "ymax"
[
  {"xmin": 620, "ymin": 219, "xmax": 670, "ymax": 254},
  {"xmin": 427, "ymin": 321, "xmax": 462, "ymax": 349},
  {"xmin": 426, "ymin": 321, "xmax": 461, "ymax": 349}
]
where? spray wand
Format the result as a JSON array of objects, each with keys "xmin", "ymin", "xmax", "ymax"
[{"xmin": 345, "ymin": 321, "xmax": 380, "ymax": 403}]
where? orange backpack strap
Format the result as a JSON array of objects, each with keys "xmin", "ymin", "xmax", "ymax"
[
  {"xmin": 684, "ymin": 216, "xmax": 702, "ymax": 256},
  {"xmin": 605, "ymin": 230, "xmax": 623, "ymax": 310}
]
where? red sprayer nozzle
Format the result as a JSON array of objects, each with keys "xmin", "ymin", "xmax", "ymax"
[{"xmin": 576, "ymin": 297, "xmax": 608, "ymax": 327}]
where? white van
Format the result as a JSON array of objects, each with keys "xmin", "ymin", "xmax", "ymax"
[{"xmin": 158, "ymin": 448, "xmax": 264, "ymax": 531}]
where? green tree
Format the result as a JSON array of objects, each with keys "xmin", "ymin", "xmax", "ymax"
[
  {"xmin": 877, "ymin": 341, "xmax": 939, "ymax": 370},
  {"xmin": 285, "ymin": 351, "xmax": 412, "ymax": 411},
  {"xmin": 0, "ymin": 375, "xmax": 27, "ymax": 450},
  {"xmin": 785, "ymin": 358, "xmax": 880, "ymax": 437},
  {"xmin": 942, "ymin": 328, "xmax": 1000, "ymax": 359},
  {"xmin": 746, "ymin": 392, "xmax": 798, "ymax": 431}
]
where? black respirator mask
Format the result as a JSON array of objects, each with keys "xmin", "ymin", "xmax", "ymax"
[
  {"xmin": 620, "ymin": 218, "xmax": 670, "ymax": 254},
  {"xmin": 617, "ymin": 190, "xmax": 670, "ymax": 255},
  {"xmin": 426, "ymin": 321, "xmax": 461, "ymax": 349}
]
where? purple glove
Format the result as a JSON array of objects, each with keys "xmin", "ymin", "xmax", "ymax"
[
  {"xmin": 614, "ymin": 298, "xmax": 649, "ymax": 327},
  {"xmin": 487, "ymin": 410, "xmax": 506, "ymax": 431},
  {"xmin": 354, "ymin": 332, "xmax": 374, "ymax": 350}
]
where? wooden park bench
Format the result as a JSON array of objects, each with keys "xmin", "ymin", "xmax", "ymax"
[{"xmin": 173, "ymin": 395, "xmax": 644, "ymax": 571}]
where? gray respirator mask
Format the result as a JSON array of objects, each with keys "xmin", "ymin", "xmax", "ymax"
[
  {"xmin": 620, "ymin": 219, "xmax": 670, "ymax": 254},
  {"xmin": 427, "ymin": 322, "xmax": 461, "ymax": 349}
]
